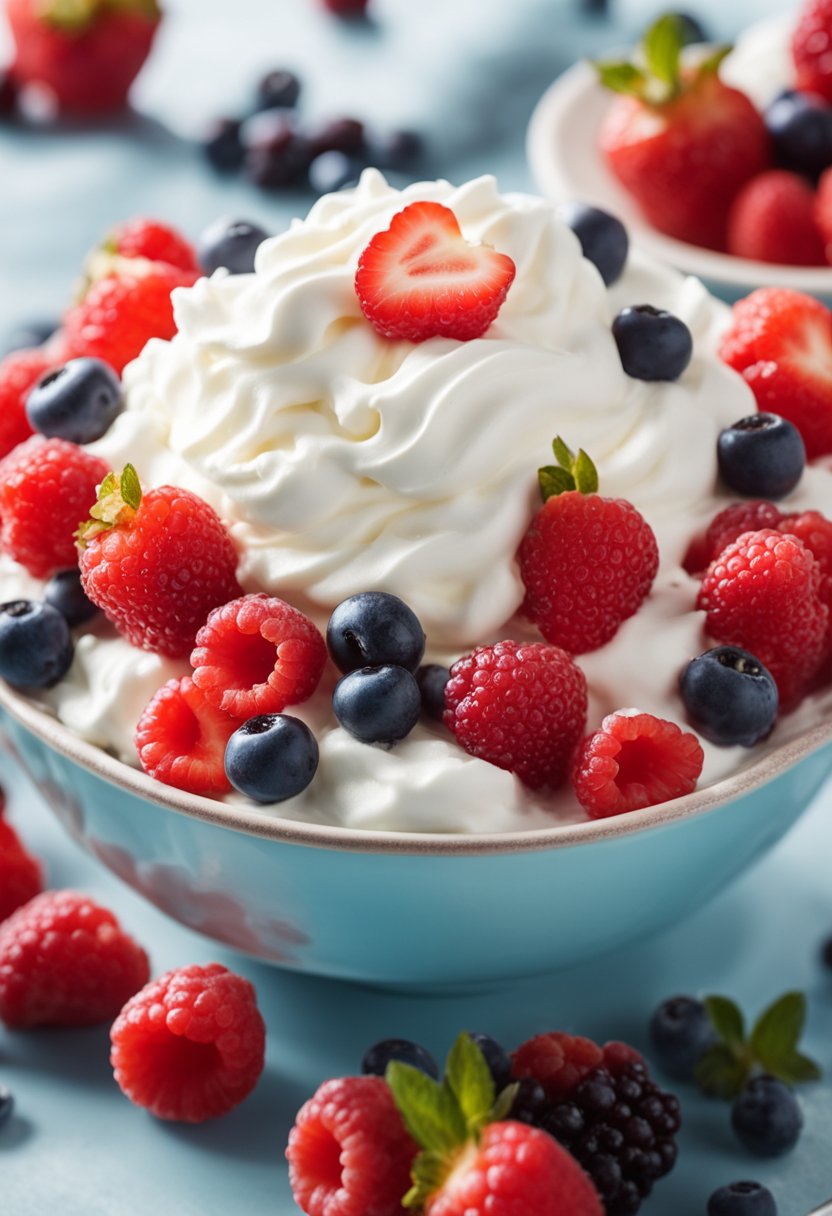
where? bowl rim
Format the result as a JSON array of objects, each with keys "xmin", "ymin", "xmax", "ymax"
[{"xmin": 1, "ymin": 679, "xmax": 830, "ymax": 857}]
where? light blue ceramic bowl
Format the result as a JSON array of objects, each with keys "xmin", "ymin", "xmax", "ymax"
[{"xmin": 1, "ymin": 683, "xmax": 830, "ymax": 991}]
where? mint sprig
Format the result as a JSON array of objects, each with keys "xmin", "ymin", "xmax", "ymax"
[
  {"xmin": 593, "ymin": 12, "xmax": 731, "ymax": 105},
  {"xmin": 76, "ymin": 463, "xmax": 143, "ymax": 548},
  {"xmin": 696, "ymin": 992, "xmax": 821, "ymax": 1100},
  {"xmin": 538, "ymin": 436, "xmax": 599, "ymax": 502}
]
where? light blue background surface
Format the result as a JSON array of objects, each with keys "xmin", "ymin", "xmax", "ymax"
[{"xmin": 2, "ymin": 1, "xmax": 831, "ymax": 1213}]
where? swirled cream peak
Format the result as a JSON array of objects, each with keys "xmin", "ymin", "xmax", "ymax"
[{"xmin": 98, "ymin": 170, "xmax": 753, "ymax": 647}]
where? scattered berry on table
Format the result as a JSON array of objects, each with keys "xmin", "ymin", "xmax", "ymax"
[
  {"xmin": 308, "ymin": 149, "xmax": 361, "ymax": 195},
  {"xmin": 727, "ymin": 170, "xmax": 825, "ymax": 266},
  {"xmin": 681, "ymin": 647, "xmax": 779, "ymax": 748},
  {"xmin": 0, "ymin": 890, "xmax": 149, "ymax": 1028},
  {"xmin": 362, "ymin": 1037, "xmax": 440, "ymax": 1079},
  {"xmin": 44, "ymin": 567, "xmax": 100, "ymax": 628},
  {"xmin": 0, "ymin": 1083, "xmax": 13, "ymax": 1126},
  {"xmin": 0, "ymin": 812, "xmax": 43, "ymax": 923},
  {"xmin": 512, "ymin": 1033, "xmax": 604, "ymax": 1100},
  {"xmin": 307, "ymin": 116, "xmax": 365, "ymax": 158},
  {"xmin": 416, "ymin": 663, "xmax": 450, "ymax": 721},
  {"xmin": 78, "ymin": 466, "xmax": 242, "ymax": 658},
  {"xmin": 254, "ymin": 68, "xmax": 301, "ymax": 112},
  {"xmin": 355, "ymin": 200, "xmax": 516, "ymax": 342},
  {"xmin": 708, "ymin": 1181, "xmax": 778, "ymax": 1216},
  {"xmin": 766, "ymin": 90, "xmax": 832, "ymax": 179},
  {"xmin": 559, "ymin": 202, "xmax": 629, "ymax": 286},
  {"xmin": 105, "ymin": 218, "xmax": 200, "ymax": 274},
  {"xmin": 444, "ymin": 640, "xmax": 587, "ymax": 789},
  {"xmin": 242, "ymin": 109, "xmax": 311, "ymax": 189},
  {"xmin": 202, "ymin": 117, "xmax": 245, "ymax": 173},
  {"xmin": 699, "ymin": 501, "xmax": 785, "ymax": 572},
  {"xmin": 333, "ymin": 664, "xmax": 422, "ymax": 745},
  {"xmin": 731, "ymin": 1076, "xmax": 803, "ymax": 1158},
  {"xmin": 136, "ymin": 676, "xmax": 238, "ymax": 797},
  {"xmin": 573, "ymin": 712, "xmax": 705, "ymax": 819},
  {"xmin": 468, "ymin": 1032, "xmax": 513, "ymax": 1090},
  {"xmin": 287, "ymin": 1075, "xmax": 417, "ymax": 1216},
  {"xmin": 3, "ymin": 319, "xmax": 57, "ymax": 357},
  {"xmin": 225, "ymin": 713, "xmax": 319, "ymax": 804},
  {"xmin": 0, "ymin": 346, "xmax": 58, "ymax": 459},
  {"xmin": 111, "ymin": 962, "xmax": 266, "ymax": 1122},
  {"xmin": 327, "ymin": 591, "xmax": 425, "ymax": 674},
  {"xmin": 648, "ymin": 996, "xmax": 717, "ymax": 1080},
  {"xmin": 718, "ymin": 413, "xmax": 806, "ymax": 501},
  {"xmin": 198, "ymin": 217, "xmax": 271, "ymax": 276},
  {"xmin": 25, "ymin": 357, "xmax": 124, "ymax": 445},
  {"xmin": 612, "ymin": 305, "xmax": 693, "ymax": 381},
  {"xmin": 0, "ymin": 601, "xmax": 73, "ymax": 689},
  {"xmin": 793, "ymin": 0, "xmax": 832, "ymax": 103},
  {"xmin": 371, "ymin": 128, "xmax": 423, "ymax": 172}
]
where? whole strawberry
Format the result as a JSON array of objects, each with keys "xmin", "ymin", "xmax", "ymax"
[
  {"xmin": 597, "ymin": 15, "xmax": 770, "ymax": 250},
  {"xmin": 104, "ymin": 218, "xmax": 200, "ymax": 274},
  {"xmin": 793, "ymin": 0, "xmax": 832, "ymax": 103},
  {"xmin": 6, "ymin": 0, "xmax": 162, "ymax": 116},
  {"xmin": 78, "ymin": 465, "xmax": 242, "ymax": 658},
  {"xmin": 518, "ymin": 438, "xmax": 659, "ymax": 654}
]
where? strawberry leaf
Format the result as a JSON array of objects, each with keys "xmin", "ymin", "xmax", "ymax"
[
  {"xmin": 445, "ymin": 1033, "xmax": 495, "ymax": 1136},
  {"xmin": 552, "ymin": 436, "xmax": 576, "ymax": 471},
  {"xmin": 750, "ymin": 993, "xmax": 821, "ymax": 1085},
  {"xmin": 705, "ymin": 995, "xmax": 746, "ymax": 1051},
  {"xmin": 386, "ymin": 1061, "xmax": 467, "ymax": 1154},
  {"xmin": 119, "ymin": 464, "xmax": 142, "ymax": 511},
  {"xmin": 642, "ymin": 14, "xmax": 683, "ymax": 91},
  {"xmin": 594, "ymin": 61, "xmax": 649, "ymax": 99},
  {"xmin": 574, "ymin": 449, "xmax": 599, "ymax": 495},
  {"xmin": 539, "ymin": 465, "xmax": 575, "ymax": 501},
  {"xmin": 539, "ymin": 437, "xmax": 599, "ymax": 500},
  {"xmin": 695, "ymin": 1043, "xmax": 750, "ymax": 1100}
]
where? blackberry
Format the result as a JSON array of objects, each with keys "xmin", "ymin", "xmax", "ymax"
[{"xmin": 541, "ymin": 1061, "xmax": 680, "ymax": 1216}]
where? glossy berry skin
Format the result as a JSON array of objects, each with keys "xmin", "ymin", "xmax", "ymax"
[
  {"xmin": 468, "ymin": 1033, "xmax": 513, "ymax": 1090},
  {"xmin": 202, "ymin": 117, "xmax": 245, "ymax": 173},
  {"xmin": 362, "ymin": 1037, "xmax": 439, "ymax": 1080},
  {"xmin": 198, "ymin": 218, "xmax": 270, "ymax": 276},
  {"xmin": 708, "ymin": 1181, "xmax": 778, "ymax": 1216},
  {"xmin": 731, "ymin": 1077, "xmax": 803, "ymax": 1158},
  {"xmin": 328, "ymin": 591, "xmax": 425, "ymax": 674},
  {"xmin": 111, "ymin": 963, "xmax": 266, "ymax": 1123},
  {"xmin": 255, "ymin": 68, "xmax": 301, "ymax": 112},
  {"xmin": 308, "ymin": 116, "xmax": 365, "ymax": 158},
  {"xmin": 793, "ymin": 0, "xmax": 832, "ymax": 103},
  {"xmin": 559, "ymin": 202, "xmax": 629, "ymax": 286},
  {"xmin": 727, "ymin": 171, "xmax": 825, "ymax": 267},
  {"xmin": 717, "ymin": 413, "xmax": 806, "ymax": 500},
  {"xmin": 417, "ymin": 664, "xmax": 450, "ymax": 721},
  {"xmin": 0, "ymin": 601, "xmax": 73, "ymax": 689},
  {"xmin": 681, "ymin": 646, "xmax": 778, "ymax": 748},
  {"xmin": 612, "ymin": 305, "xmax": 693, "ymax": 381},
  {"xmin": 136, "ymin": 676, "xmax": 238, "ymax": 797},
  {"xmin": 0, "ymin": 347, "xmax": 58, "ymax": 460},
  {"xmin": 0, "ymin": 813, "xmax": 44, "ymax": 924},
  {"xmin": 510, "ymin": 1077, "xmax": 548, "ymax": 1124},
  {"xmin": 108, "ymin": 219, "xmax": 200, "ymax": 274},
  {"xmin": 0, "ymin": 1084, "xmax": 13, "ymax": 1126},
  {"xmin": 225, "ymin": 714, "xmax": 319, "ymax": 804},
  {"xmin": 766, "ymin": 91, "xmax": 832, "ymax": 178},
  {"xmin": 309, "ymin": 150, "xmax": 361, "ymax": 195},
  {"xmin": 333, "ymin": 665, "xmax": 421, "ymax": 745},
  {"xmin": 25, "ymin": 357, "xmax": 124, "ymax": 444},
  {"xmin": 648, "ymin": 996, "xmax": 717, "ymax": 1079},
  {"xmin": 242, "ymin": 110, "xmax": 310, "ymax": 189},
  {"xmin": 44, "ymin": 568, "xmax": 99, "ymax": 628},
  {"xmin": 512, "ymin": 1033, "xmax": 604, "ymax": 1101},
  {"xmin": 698, "ymin": 501, "xmax": 785, "ymax": 572}
]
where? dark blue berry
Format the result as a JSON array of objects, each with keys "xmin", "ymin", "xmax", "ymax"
[
  {"xmin": 416, "ymin": 664, "xmax": 449, "ymax": 722},
  {"xmin": 822, "ymin": 936, "xmax": 832, "ymax": 969},
  {"xmin": 717, "ymin": 413, "xmax": 806, "ymax": 500},
  {"xmin": 307, "ymin": 117, "xmax": 365, "ymax": 158},
  {"xmin": 649, "ymin": 995, "xmax": 717, "ymax": 1079},
  {"xmin": 224, "ymin": 714, "xmax": 318, "ymax": 804},
  {"xmin": 309, "ymin": 151, "xmax": 362, "ymax": 196},
  {"xmin": 3, "ymin": 319, "xmax": 57, "ymax": 357},
  {"xmin": 708, "ymin": 1181, "xmax": 778, "ymax": 1216},
  {"xmin": 731, "ymin": 1077, "xmax": 803, "ymax": 1158},
  {"xmin": 198, "ymin": 218, "xmax": 271, "ymax": 276},
  {"xmin": 467, "ymin": 1033, "xmax": 513, "ymax": 1090},
  {"xmin": 372, "ymin": 128, "xmax": 423, "ymax": 172},
  {"xmin": 511, "ymin": 1077, "xmax": 547, "ymax": 1124},
  {"xmin": 242, "ymin": 110, "xmax": 310, "ymax": 189},
  {"xmin": 766, "ymin": 90, "xmax": 832, "ymax": 179},
  {"xmin": 612, "ymin": 305, "xmax": 693, "ymax": 381},
  {"xmin": 332, "ymin": 665, "xmax": 421, "ymax": 745},
  {"xmin": 560, "ymin": 202, "xmax": 629, "ymax": 286},
  {"xmin": 0, "ymin": 601, "xmax": 73, "ymax": 689},
  {"xmin": 327, "ymin": 592, "xmax": 425, "ymax": 673},
  {"xmin": 255, "ymin": 69, "xmax": 301, "ymax": 113},
  {"xmin": 673, "ymin": 11, "xmax": 709, "ymax": 45},
  {"xmin": 362, "ymin": 1038, "xmax": 439, "ymax": 1079},
  {"xmin": 202, "ymin": 117, "xmax": 245, "ymax": 173},
  {"xmin": 44, "ymin": 568, "xmax": 99, "ymax": 628},
  {"xmin": 681, "ymin": 647, "xmax": 778, "ymax": 748},
  {"xmin": 0, "ymin": 1083, "xmax": 13, "ymax": 1126},
  {"xmin": 25, "ymin": 357, "xmax": 123, "ymax": 444}
]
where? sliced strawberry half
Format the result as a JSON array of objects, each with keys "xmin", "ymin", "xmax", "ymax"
[{"xmin": 354, "ymin": 201, "xmax": 516, "ymax": 342}]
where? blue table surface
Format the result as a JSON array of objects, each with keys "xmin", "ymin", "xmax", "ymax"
[{"xmin": 3, "ymin": 1, "xmax": 831, "ymax": 1214}]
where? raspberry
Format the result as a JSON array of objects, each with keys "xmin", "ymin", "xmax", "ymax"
[
  {"xmin": 697, "ymin": 529, "xmax": 828, "ymax": 708},
  {"xmin": 702, "ymin": 501, "xmax": 784, "ymax": 572},
  {"xmin": 0, "ymin": 437, "xmax": 109, "ymax": 578},
  {"xmin": 287, "ymin": 1075, "xmax": 418, "ymax": 1216},
  {"xmin": 0, "ymin": 347, "xmax": 55, "ymax": 460},
  {"xmin": 512, "ymin": 1034, "xmax": 604, "ymax": 1101},
  {"xmin": 108, "ymin": 218, "xmax": 200, "ymax": 274},
  {"xmin": 779, "ymin": 510, "xmax": 832, "ymax": 614},
  {"xmin": 573, "ymin": 712, "xmax": 705, "ymax": 820},
  {"xmin": 0, "ymin": 890, "xmax": 149, "ymax": 1028},
  {"xmin": 0, "ymin": 814, "xmax": 43, "ymax": 923},
  {"xmin": 111, "ymin": 963, "xmax": 265, "ymax": 1123},
  {"xmin": 518, "ymin": 492, "xmax": 659, "ymax": 654},
  {"xmin": 191, "ymin": 594, "xmax": 327, "ymax": 720},
  {"xmin": 135, "ymin": 676, "xmax": 238, "ymax": 796},
  {"xmin": 78, "ymin": 468, "xmax": 242, "ymax": 658},
  {"xmin": 443, "ymin": 640, "xmax": 587, "ymax": 790}
]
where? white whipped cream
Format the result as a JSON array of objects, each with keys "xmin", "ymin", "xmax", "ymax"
[{"xmin": 722, "ymin": 15, "xmax": 794, "ymax": 110}]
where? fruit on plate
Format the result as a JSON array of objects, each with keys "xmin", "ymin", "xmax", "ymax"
[
  {"xmin": 793, "ymin": 0, "xmax": 832, "ymax": 103},
  {"xmin": 727, "ymin": 171, "xmax": 826, "ymax": 266}
]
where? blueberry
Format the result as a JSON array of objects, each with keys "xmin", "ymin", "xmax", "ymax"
[
  {"xmin": 224, "ymin": 714, "xmax": 318, "ymax": 804},
  {"xmin": 332, "ymin": 665, "xmax": 421, "ymax": 745},
  {"xmin": 416, "ymin": 664, "xmax": 450, "ymax": 722},
  {"xmin": 307, "ymin": 116, "xmax": 365, "ymax": 158},
  {"xmin": 25, "ymin": 357, "xmax": 123, "ymax": 444},
  {"xmin": 202, "ymin": 117, "xmax": 245, "ymax": 173},
  {"xmin": 559, "ymin": 202, "xmax": 629, "ymax": 286},
  {"xmin": 648, "ymin": 995, "xmax": 717, "ymax": 1079},
  {"xmin": 3, "ymin": 319, "xmax": 57, "ymax": 357},
  {"xmin": 612, "ymin": 305, "xmax": 693, "ymax": 381},
  {"xmin": 0, "ymin": 1083, "xmax": 13, "ymax": 1126},
  {"xmin": 254, "ymin": 68, "xmax": 301, "ymax": 112},
  {"xmin": 766, "ymin": 91, "xmax": 832, "ymax": 179},
  {"xmin": 822, "ymin": 936, "xmax": 832, "ymax": 969},
  {"xmin": 372, "ymin": 128, "xmax": 423, "ymax": 172},
  {"xmin": 198, "ymin": 218, "xmax": 271, "ymax": 276},
  {"xmin": 717, "ymin": 413, "xmax": 806, "ymax": 500},
  {"xmin": 731, "ymin": 1077, "xmax": 803, "ymax": 1158},
  {"xmin": 511, "ymin": 1077, "xmax": 547, "ymax": 1124},
  {"xmin": 708, "ymin": 1181, "xmax": 778, "ymax": 1216},
  {"xmin": 0, "ymin": 601, "xmax": 73, "ymax": 689},
  {"xmin": 680, "ymin": 647, "xmax": 778, "ymax": 748},
  {"xmin": 468, "ymin": 1033, "xmax": 513, "ymax": 1090},
  {"xmin": 309, "ymin": 151, "xmax": 362, "ymax": 196},
  {"xmin": 241, "ymin": 110, "xmax": 310, "ymax": 189},
  {"xmin": 673, "ymin": 11, "xmax": 710, "ymax": 45},
  {"xmin": 44, "ymin": 568, "xmax": 99, "ymax": 628},
  {"xmin": 362, "ymin": 1038, "xmax": 439, "ymax": 1079},
  {"xmin": 327, "ymin": 592, "xmax": 425, "ymax": 673}
]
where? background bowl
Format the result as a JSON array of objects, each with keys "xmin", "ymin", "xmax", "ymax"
[{"xmin": 2, "ymin": 683, "xmax": 831, "ymax": 991}]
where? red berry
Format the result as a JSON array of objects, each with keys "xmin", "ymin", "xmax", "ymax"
[
  {"xmin": 0, "ymin": 815, "xmax": 43, "ymax": 923},
  {"xmin": 697, "ymin": 528, "xmax": 828, "ymax": 708},
  {"xmin": 321, "ymin": 0, "xmax": 369, "ymax": 13},
  {"xmin": 815, "ymin": 167, "xmax": 832, "ymax": 263},
  {"xmin": 0, "ymin": 347, "xmax": 56, "ymax": 460},
  {"xmin": 78, "ymin": 472, "xmax": 242, "ymax": 658},
  {"xmin": 135, "ymin": 676, "xmax": 238, "ymax": 796},
  {"xmin": 107, "ymin": 218, "xmax": 200, "ymax": 274},
  {"xmin": 793, "ymin": 0, "xmax": 832, "ymax": 103},
  {"xmin": 573, "ymin": 712, "xmax": 704, "ymax": 820},
  {"xmin": 191, "ymin": 594, "xmax": 327, "ymax": 720},
  {"xmin": 719, "ymin": 288, "xmax": 832, "ymax": 458},
  {"xmin": 287, "ymin": 1075, "xmax": 418, "ymax": 1216},
  {"xmin": 0, "ymin": 890, "xmax": 149, "ymax": 1028},
  {"xmin": 355, "ymin": 201, "xmax": 516, "ymax": 342},
  {"xmin": 684, "ymin": 500, "xmax": 785, "ymax": 576},
  {"xmin": 443, "ymin": 640, "xmax": 587, "ymax": 790},
  {"xmin": 727, "ymin": 171, "xmax": 825, "ymax": 266},
  {"xmin": 110, "ymin": 962, "xmax": 266, "ymax": 1122},
  {"xmin": 779, "ymin": 509, "xmax": 832, "ymax": 653},
  {"xmin": 512, "ymin": 1033, "xmax": 604, "ymax": 1100},
  {"xmin": 0, "ymin": 436, "xmax": 108, "ymax": 578},
  {"xmin": 518, "ymin": 492, "xmax": 659, "ymax": 654}
]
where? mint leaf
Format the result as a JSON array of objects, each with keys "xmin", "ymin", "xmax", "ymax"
[
  {"xmin": 594, "ymin": 61, "xmax": 649, "ymax": 98},
  {"xmin": 445, "ymin": 1034, "xmax": 495, "ymax": 1136},
  {"xmin": 642, "ymin": 14, "xmax": 683, "ymax": 91},
  {"xmin": 491, "ymin": 1082, "xmax": 518, "ymax": 1123},
  {"xmin": 574, "ymin": 449, "xmax": 599, "ymax": 495},
  {"xmin": 119, "ymin": 464, "xmax": 142, "ymax": 511},
  {"xmin": 695, "ymin": 1043, "xmax": 750, "ymax": 1100},
  {"xmin": 404, "ymin": 1150, "xmax": 448, "ymax": 1210},
  {"xmin": 750, "ymin": 992, "xmax": 821, "ymax": 1084},
  {"xmin": 695, "ymin": 43, "xmax": 732, "ymax": 78},
  {"xmin": 705, "ymin": 995, "xmax": 746, "ymax": 1051},
  {"xmin": 539, "ymin": 465, "xmax": 575, "ymax": 501},
  {"xmin": 772, "ymin": 1050, "xmax": 822, "ymax": 1086},
  {"xmin": 386, "ymin": 1061, "xmax": 466, "ymax": 1154},
  {"xmin": 552, "ymin": 436, "xmax": 575, "ymax": 471},
  {"xmin": 98, "ymin": 471, "xmax": 116, "ymax": 499}
]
